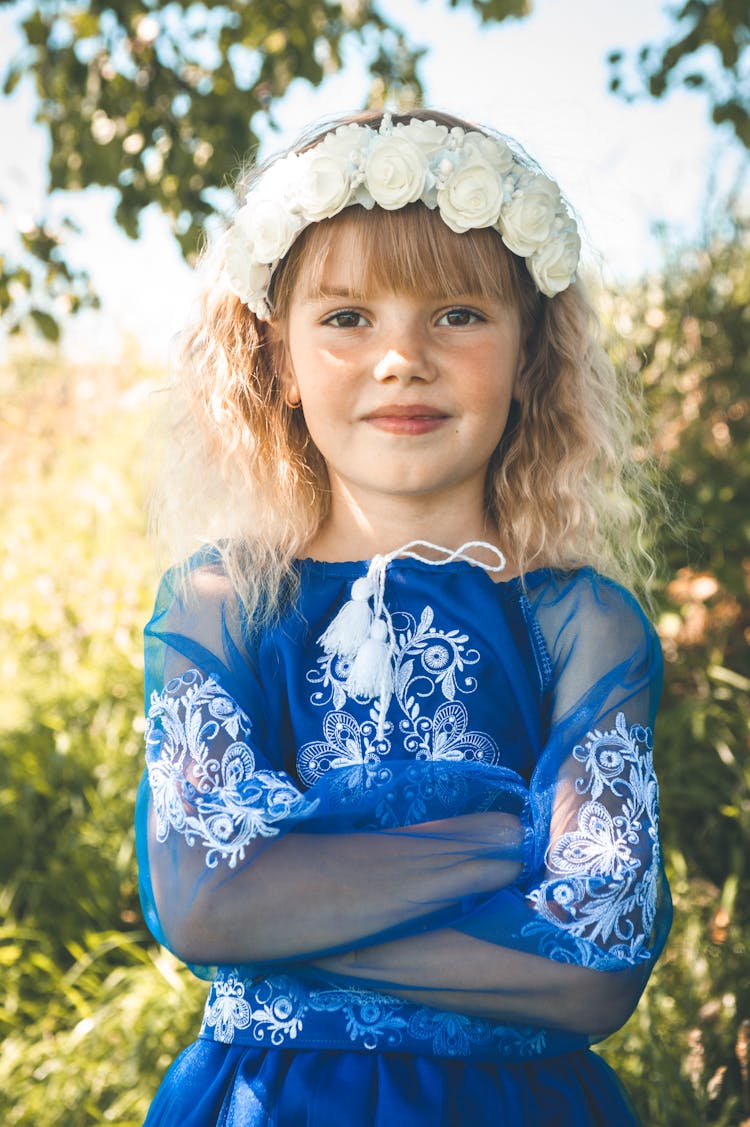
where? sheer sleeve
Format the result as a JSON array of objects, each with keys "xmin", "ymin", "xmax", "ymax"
[
  {"xmin": 307, "ymin": 572, "xmax": 672, "ymax": 1039},
  {"xmin": 135, "ymin": 558, "xmax": 528, "ymax": 978},
  {"xmin": 514, "ymin": 572, "xmax": 668, "ymax": 970}
]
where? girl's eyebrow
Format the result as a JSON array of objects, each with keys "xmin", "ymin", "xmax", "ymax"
[
  {"xmin": 302, "ymin": 284, "xmax": 368, "ymax": 303},
  {"xmin": 301, "ymin": 284, "xmax": 500, "ymax": 306},
  {"xmin": 316, "ymin": 286, "xmax": 358, "ymax": 297}
]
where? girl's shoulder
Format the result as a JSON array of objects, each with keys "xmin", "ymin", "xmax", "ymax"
[
  {"xmin": 523, "ymin": 566, "xmax": 661, "ymax": 685},
  {"xmin": 523, "ymin": 565, "xmax": 651, "ymax": 624},
  {"xmin": 146, "ymin": 547, "xmax": 252, "ymax": 665},
  {"xmin": 149, "ymin": 546, "xmax": 235, "ymax": 617}
]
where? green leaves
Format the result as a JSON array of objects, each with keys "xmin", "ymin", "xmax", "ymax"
[
  {"xmin": 608, "ymin": 0, "xmax": 750, "ymax": 149},
  {"xmin": 597, "ymin": 221, "xmax": 750, "ymax": 1125},
  {"xmin": 0, "ymin": 357, "xmax": 197, "ymax": 1124},
  {"xmin": 0, "ymin": 217, "xmax": 100, "ymax": 339},
  {"xmin": 447, "ymin": 0, "xmax": 530, "ymax": 19}
]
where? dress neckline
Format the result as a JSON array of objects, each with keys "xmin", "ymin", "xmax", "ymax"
[{"xmin": 296, "ymin": 555, "xmax": 553, "ymax": 590}]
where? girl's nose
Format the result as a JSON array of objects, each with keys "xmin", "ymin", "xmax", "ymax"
[{"xmin": 373, "ymin": 331, "xmax": 434, "ymax": 385}]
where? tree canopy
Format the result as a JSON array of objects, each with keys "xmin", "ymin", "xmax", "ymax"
[
  {"xmin": 608, "ymin": 0, "xmax": 750, "ymax": 147},
  {"xmin": 0, "ymin": 0, "xmax": 529, "ymax": 339},
  {"xmin": 0, "ymin": 0, "xmax": 747, "ymax": 340}
]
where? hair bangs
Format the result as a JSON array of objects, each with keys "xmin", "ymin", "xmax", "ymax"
[{"xmin": 271, "ymin": 204, "xmax": 530, "ymax": 315}]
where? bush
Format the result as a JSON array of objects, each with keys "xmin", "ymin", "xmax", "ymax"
[
  {"xmin": 597, "ymin": 223, "xmax": 750, "ymax": 1125},
  {"xmin": 0, "ymin": 358, "xmax": 205, "ymax": 1125}
]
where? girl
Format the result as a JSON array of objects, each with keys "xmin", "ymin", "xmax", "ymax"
[{"xmin": 137, "ymin": 109, "xmax": 672, "ymax": 1126}]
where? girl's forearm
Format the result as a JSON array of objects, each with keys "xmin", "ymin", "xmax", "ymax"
[
  {"xmin": 152, "ymin": 812, "xmax": 524, "ymax": 965},
  {"xmin": 312, "ymin": 929, "xmax": 636, "ymax": 1037}
]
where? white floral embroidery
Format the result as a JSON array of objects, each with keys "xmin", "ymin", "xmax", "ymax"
[
  {"xmin": 308, "ymin": 987, "xmax": 409, "ymax": 1050},
  {"xmin": 408, "ymin": 1009, "xmax": 547, "ymax": 1058},
  {"xmin": 146, "ymin": 670, "xmax": 314, "ymax": 867},
  {"xmin": 203, "ymin": 974, "xmax": 251, "ymax": 1043},
  {"xmin": 549, "ymin": 801, "xmax": 635, "ymax": 878},
  {"xmin": 300, "ymin": 604, "xmax": 500, "ymax": 785},
  {"xmin": 201, "ymin": 972, "xmax": 549, "ymax": 1058},
  {"xmin": 526, "ymin": 713, "xmax": 660, "ymax": 965},
  {"xmin": 297, "ymin": 709, "xmax": 388, "ymax": 784},
  {"xmin": 408, "ymin": 1009, "xmax": 494, "ymax": 1056},
  {"xmin": 405, "ymin": 700, "xmax": 499, "ymax": 763},
  {"xmin": 503, "ymin": 1026, "xmax": 549, "ymax": 1057},
  {"xmin": 248, "ymin": 978, "xmax": 308, "ymax": 1045}
]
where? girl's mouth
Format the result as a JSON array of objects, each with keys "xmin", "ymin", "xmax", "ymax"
[{"xmin": 364, "ymin": 405, "xmax": 449, "ymax": 435}]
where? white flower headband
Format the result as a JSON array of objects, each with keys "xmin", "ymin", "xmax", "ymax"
[{"xmin": 225, "ymin": 114, "xmax": 581, "ymax": 319}]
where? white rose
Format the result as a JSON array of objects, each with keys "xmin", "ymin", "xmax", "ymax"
[
  {"xmin": 364, "ymin": 136, "xmax": 427, "ymax": 210},
  {"xmin": 499, "ymin": 175, "xmax": 561, "ymax": 257},
  {"xmin": 437, "ymin": 160, "xmax": 504, "ymax": 233},
  {"xmin": 462, "ymin": 132, "xmax": 515, "ymax": 174},
  {"xmin": 295, "ymin": 150, "xmax": 352, "ymax": 221},
  {"xmin": 321, "ymin": 123, "xmax": 371, "ymax": 164},
  {"xmin": 225, "ymin": 229, "xmax": 273, "ymax": 308},
  {"xmin": 393, "ymin": 118, "xmax": 449, "ymax": 157},
  {"xmin": 233, "ymin": 197, "xmax": 299, "ymax": 265},
  {"xmin": 528, "ymin": 227, "xmax": 581, "ymax": 296}
]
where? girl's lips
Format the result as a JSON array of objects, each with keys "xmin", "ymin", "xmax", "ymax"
[
  {"xmin": 367, "ymin": 414, "xmax": 446, "ymax": 430},
  {"xmin": 363, "ymin": 405, "xmax": 449, "ymax": 435}
]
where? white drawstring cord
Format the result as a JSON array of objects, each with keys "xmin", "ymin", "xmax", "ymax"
[{"xmin": 318, "ymin": 540, "xmax": 507, "ymax": 739}]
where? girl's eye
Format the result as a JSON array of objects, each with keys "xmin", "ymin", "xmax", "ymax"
[
  {"xmin": 323, "ymin": 309, "xmax": 367, "ymax": 329},
  {"xmin": 437, "ymin": 307, "xmax": 484, "ymax": 327}
]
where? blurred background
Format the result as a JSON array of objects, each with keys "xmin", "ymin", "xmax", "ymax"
[{"xmin": 0, "ymin": 1, "xmax": 748, "ymax": 1123}]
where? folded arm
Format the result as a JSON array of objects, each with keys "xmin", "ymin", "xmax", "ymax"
[
  {"xmin": 139, "ymin": 663, "xmax": 525, "ymax": 966},
  {"xmin": 312, "ymin": 928, "xmax": 636, "ymax": 1036},
  {"xmin": 137, "ymin": 565, "xmax": 671, "ymax": 1042}
]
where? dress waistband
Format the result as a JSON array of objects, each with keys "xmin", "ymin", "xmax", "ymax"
[{"xmin": 198, "ymin": 971, "xmax": 582, "ymax": 1062}]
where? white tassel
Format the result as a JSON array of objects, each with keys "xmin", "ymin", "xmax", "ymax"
[
  {"xmin": 345, "ymin": 617, "xmax": 394, "ymax": 702},
  {"xmin": 315, "ymin": 540, "xmax": 506, "ymax": 739},
  {"xmin": 318, "ymin": 576, "xmax": 375, "ymax": 657}
]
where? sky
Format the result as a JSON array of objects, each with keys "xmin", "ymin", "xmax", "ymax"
[{"xmin": 0, "ymin": 0, "xmax": 746, "ymax": 364}]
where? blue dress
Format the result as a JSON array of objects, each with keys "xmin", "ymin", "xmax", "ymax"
[{"xmin": 136, "ymin": 554, "xmax": 671, "ymax": 1125}]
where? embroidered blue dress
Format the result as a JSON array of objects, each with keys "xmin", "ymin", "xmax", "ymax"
[{"xmin": 136, "ymin": 554, "xmax": 672, "ymax": 1125}]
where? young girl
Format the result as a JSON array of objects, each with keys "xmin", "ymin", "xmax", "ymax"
[{"xmin": 137, "ymin": 109, "xmax": 672, "ymax": 1126}]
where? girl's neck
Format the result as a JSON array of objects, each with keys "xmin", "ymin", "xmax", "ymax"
[{"xmin": 303, "ymin": 489, "xmax": 508, "ymax": 568}]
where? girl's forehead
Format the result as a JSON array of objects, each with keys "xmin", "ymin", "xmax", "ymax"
[{"xmin": 289, "ymin": 209, "xmax": 515, "ymax": 303}]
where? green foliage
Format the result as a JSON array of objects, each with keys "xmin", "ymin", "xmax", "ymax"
[
  {"xmin": 0, "ymin": 0, "xmax": 524, "ymax": 339},
  {"xmin": 608, "ymin": 0, "xmax": 750, "ymax": 147},
  {"xmin": 0, "ymin": 216, "xmax": 100, "ymax": 339},
  {"xmin": 596, "ymin": 221, "xmax": 750, "ymax": 1125},
  {"xmin": 0, "ymin": 224, "xmax": 749, "ymax": 1121},
  {"xmin": 0, "ymin": 356, "xmax": 205, "ymax": 1124},
  {"xmin": 447, "ymin": 0, "xmax": 530, "ymax": 20}
]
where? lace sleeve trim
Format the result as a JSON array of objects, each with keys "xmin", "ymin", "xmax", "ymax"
[
  {"xmin": 145, "ymin": 669, "xmax": 312, "ymax": 868},
  {"xmin": 525, "ymin": 712, "xmax": 660, "ymax": 966}
]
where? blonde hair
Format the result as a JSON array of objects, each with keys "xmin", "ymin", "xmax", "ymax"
[{"xmin": 151, "ymin": 109, "xmax": 657, "ymax": 623}]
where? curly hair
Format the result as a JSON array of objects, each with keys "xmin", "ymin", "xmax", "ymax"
[{"xmin": 150, "ymin": 109, "xmax": 658, "ymax": 623}]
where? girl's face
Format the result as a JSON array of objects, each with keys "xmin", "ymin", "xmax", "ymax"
[{"xmin": 280, "ymin": 224, "xmax": 524, "ymax": 524}]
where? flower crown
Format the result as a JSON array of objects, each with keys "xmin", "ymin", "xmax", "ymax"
[{"xmin": 225, "ymin": 115, "xmax": 581, "ymax": 319}]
